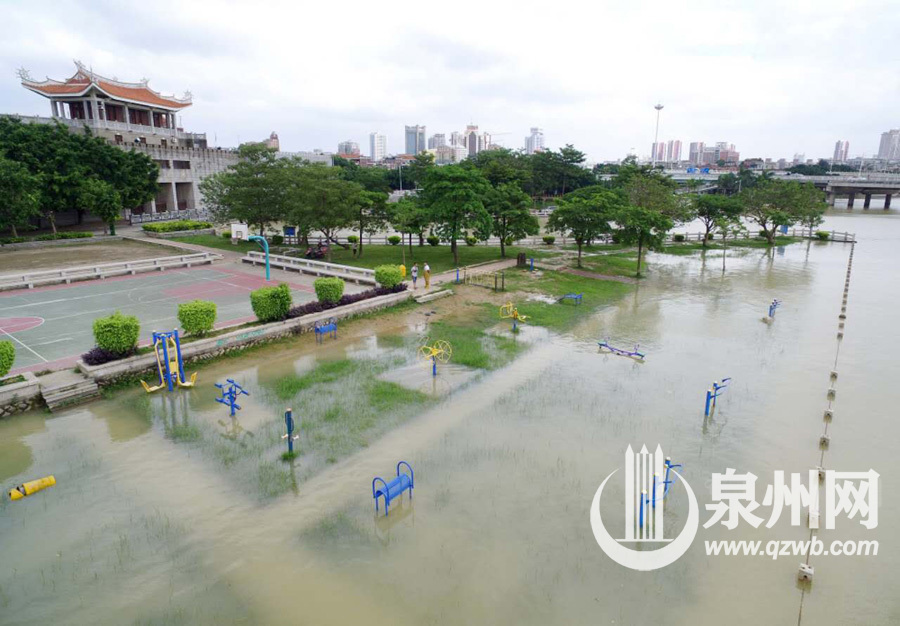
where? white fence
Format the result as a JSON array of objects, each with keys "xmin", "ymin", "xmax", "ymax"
[
  {"xmin": 242, "ymin": 251, "xmax": 377, "ymax": 284},
  {"xmin": 0, "ymin": 252, "xmax": 221, "ymax": 291},
  {"xmin": 130, "ymin": 210, "xmax": 210, "ymax": 225}
]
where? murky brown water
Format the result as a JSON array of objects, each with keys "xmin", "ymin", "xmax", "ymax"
[{"xmin": 1, "ymin": 209, "xmax": 897, "ymax": 625}]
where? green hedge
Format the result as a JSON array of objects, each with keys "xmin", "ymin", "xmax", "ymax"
[
  {"xmin": 815, "ymin": 230, "xmax": 830, "ymax": 241},
  {"xmin": 542, "ymin": 235, "xmax": 556, "ymax": 245},
  {"xmin": 672, "ymin": 234, "xmax": 685, "ymax": 242},
  {"xmin": 178, "ymin": 300, "xmax": 217, "ymax": 336},
  {"xmin": 142, "ymin": 220, "xmax": 213, "ymax": 233},
  {"xmin": 92, "ymin": 311, "xmax": 140, "ymax": 355},
  {"xmin": 387, "ymin": 235, "xmax": 401, "ymax": 245},
  {"xmin": 0, "ymin": 232, "xmax": 92, "ymax": 245},
  {"xmin": 250, "ymin": 283, "xmax": 292, "ymax": 322},
  {"xmin": 314, "ymin": 277, "xmax": 345, "ymax": 303},
  {"xmin": 374, "ymin": 264, "xmax": 403, "ymax": 288},
  {"xmin": 347, "ymin": 235, "xmax": 359, "ymax": 243},
  {"xmin": 427, "ymin": 235, "xmax": 440, "ymax": 246},
  {"xmin": 465, "ymin": 236, "xmax": 477, "ymax": 246},
  {"xmin": 0, "ymin": 340, "xmax": 14, "ymax": 378}
]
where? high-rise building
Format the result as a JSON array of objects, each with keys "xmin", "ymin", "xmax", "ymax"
[
  {"xmin": 525, "ymin": 127, "xmax": 544, "ymax": 154},
  {"xmin": 465, "ymin": 124, "xmax": 480, "ymax": 157},
  {"xmin": 337, "ymin": 140, "xmax": 360, "ymax": 155},
  {"xmin": 833, "ymin": 140, "xmax": 850, "ymax": 163},
  {"xmin": 878, "ymin": 130, "xmax": 900, "ymax": 160},
  {"xmin": 666, "ymin": 140, "xmax": 682, "ymax": 163},
  {"xmin": 450, "ymin": 131, "xmax": 465, "ymax": 147},
  {"xmin": 263, "ymin": 132, "xmax": 280, "ymax": 150},
  {"xmin": 688, "ymin": 142, "xmax": 705, "ymax": 164},
  {"xmin": 369, "ymin": 132, "xmax": 387, "ymax": 161},
  {"xmin": 428, "ymin": 133, "xmax": 446, "ymax": 149},
  {"xmin": 650, "ymin": 142, "xmax": 666, "ymax": 163},
  {"xmin": 405, "ymin": 125, "xmax": 426, "ymax": 155}
]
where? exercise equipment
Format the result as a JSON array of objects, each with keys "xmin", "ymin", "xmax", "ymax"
[
  {"xmin": 558, "ymin": 293, "xmax": 583, "ymax": 305},
  {"xmin": 282, "ymin": 408, "xmax": 299, "ymax": 456},
  {"xmin": 499, "ymin": 301, "xmax": 528, "ymax": 331},
  {"xmin": 215, "ymin": 379, "xmax": 249, "ymax": 416},
  {"xmin": 141, "ymin": 330, "xmax": 197, "ymax": 393},
  {"xmin": 418, "ymin": 340, "xmax": 452, "ymax": 377},
  {"xmin": 8, "ymin": 475, "xmax": 55, "ymax": 501},
  {"xmin": 768, "ymin": 299, "xmax": 782, "ymax": 318},
  {"xmin": 372, "ymin": 461, "xmax": 414, "ymax": 516},
  {"xmin": 314, "ymin": 317, "xmax": 338, "ymax": 344},
  {"xmin": 597, "ymin": 338, "xmax": 645, "ymax": 361},
  {"xmin": 704, "ymin": 378, "xmax": 731, "ymax": 416},
  {"xmin": 639, "ymin": 458, "xmax": 683, "ymax": 529}
]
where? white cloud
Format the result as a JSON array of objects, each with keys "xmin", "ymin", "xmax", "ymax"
[{"xmin": 1, "ymin": 0, "xmax": 898, "ymax": 160}]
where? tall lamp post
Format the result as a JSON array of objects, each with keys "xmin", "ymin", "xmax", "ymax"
[{"xmin": 652, "ymin": 103, "xmax": 664, "ymax": 167}]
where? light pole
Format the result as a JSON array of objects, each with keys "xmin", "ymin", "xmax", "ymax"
[{"xmin": 652, "ymin": 103, "xmax": 664, "ymax": 167}]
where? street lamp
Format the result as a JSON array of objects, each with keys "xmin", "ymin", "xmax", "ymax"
[{"xmin": 652, "ymin": 103, "xmax": 664, "ymax": 167}]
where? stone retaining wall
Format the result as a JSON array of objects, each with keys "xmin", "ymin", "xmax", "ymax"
[
  {"xmin": 0, "ymin": 372, "xmax": 43, "ymax": 418},
  {"xmin": 78, "ymin": 289, "xmax": 413, "ymax": 386}
]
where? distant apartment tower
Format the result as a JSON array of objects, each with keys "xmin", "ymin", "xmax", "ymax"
[
  {"xmin": 465, "ymin": 124, "xmax": 480, "ymax": 157},
  {"xmin": 405, "ymin": 125, "xmax": 426, "ymax": 155},
  {"xmin": 878, "ymin": 130, "xmax": 900, "ymax": 160},
  {"xmin": 337, "ymin": 140, "xmax": 360, "ymax": 155},
  {"xmin": 688, "ymin": 142, "xmax": 705, "ymax": 164},
  {"xmin": 369, "ymin": 132, "xmax": 387, "ymax": 161},
  {"xmin": 666, "ymin": 140, "xmax": 682, "ymax": 163},
  {"xmin": 833, "ymin": 140, "xmax": 850, "ymax": 163},
  {"xmin": 450, "ymin": 131, "xmax": 465, "ymax": 147},
  {"xmin": 525, "ymin": 127, "xmax": 544, "ymax": 154},
  {"xmin": 428, "ymin": 133, "xmax": 446, "ymax": 149},
  {"xmin": 650, "ymin": 142, "xmax": 666, "ymax": 163}
]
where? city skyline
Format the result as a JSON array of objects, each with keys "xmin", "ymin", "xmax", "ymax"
[{"xmin": 1, "ymin": 1, "xmax": 896, "ymax": 161}]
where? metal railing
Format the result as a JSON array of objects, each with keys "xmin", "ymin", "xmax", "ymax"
[
  {"xmin": 130, "ymin": 209, "xmax": 209, "ymax": 224},
  {"xmin": 242, "ymin": 251, "xmax": 376, "ymax": 284},
  {"xmin": 0, "ymin": 252, "xmax": 220, "ymax": 291}
]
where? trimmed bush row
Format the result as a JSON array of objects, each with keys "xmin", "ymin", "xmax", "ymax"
[
  {"xmin": 142, "ymin": 220, "xmax": 212, "ymax": 233},
  {"xmin": 0, "ymin": 340, "xmax": 14, "ymax": 378},
  {"xmin": 92, "ymin": 311, "xmax": 140, "ymax": 356},
  {"xmin": 374, "ymin": 264, "xmax": 403, "ymax": 288},
  {"xmin": 287, "ymin": 284, "xmax": 407, "ymax": 319},
  {"xmin": 250, "ymin": 283, "xmax": 293, "ymax": 322},
  {"xmin": 314, "ymin": 277, "xmax": 345, "ymax": 303},
  {"xmin": 0, "ymin": 231, "xmax": 93, "ymax": 245},
  {"xmin": 387, "ymin": 235, "xmax": 401, "ymax": 245},
  {"xmin": 178, "ymin": 300, "xmax": 217, "ymax": 336}
]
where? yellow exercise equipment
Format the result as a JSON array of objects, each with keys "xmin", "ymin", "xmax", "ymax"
[
  {"xmin": 499, "ymin": 302, "xmax": 528, "ymax": 323},
  {"xmin": 418, "ymin": 340, "xmax": 453, "ymax": 364},
  {"xmin": 141, "ymin": 329, "xmax": 197, "ymax": 393},
  {"xmin": 9, "ymin": 475, "xmax": 56, "ymax": 501}
]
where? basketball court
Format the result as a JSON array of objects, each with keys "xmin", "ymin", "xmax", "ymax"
[{"xmin": 0, "ymin": 262, "xmax": 350, "ymax": 373}]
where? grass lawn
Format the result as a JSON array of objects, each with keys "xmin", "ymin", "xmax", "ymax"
[
  {"xmin": 327, "ymin": 244, "xmax": 552, "ymax": 274},
  {"xmin": 425, "ymin": 305, "xmax": 523, "ymax": 369},
  {"xmin": 172, "ymin": 233, "xmax": 258, "ymax": 253},
  {"xmin": 575, "ymin": 251, "xmax": 640, "ymax": 277},
  {"xmin": 660, "ymin": 236, "xmax": 800, "ymax": 255},
  {"xmin": 505, "ymin": 268, "xmax": 633, "ymax": 331}
]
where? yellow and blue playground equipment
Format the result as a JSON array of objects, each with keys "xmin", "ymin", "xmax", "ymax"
[
  {"xmin": 418, "ymin": 340, "xmax": 452, "ymax": 377},
  {"xmin": 141, "ymin": 329, "xmax": 197, "ymax": 393},
  {"xmin": 8, "ymin": 475, "xmax": 56, "ymax": 501},
  {"xmin": 499, "ymin": 301, "xmax": 528, "ymax": 331}
]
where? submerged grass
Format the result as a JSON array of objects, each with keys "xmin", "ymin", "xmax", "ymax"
[
  {"xmin": 426, "ymin": 306, "xmax": 522, "ymax": 370},
  {"xmin": 505, "ymin": 268, "xmax": 633, "ymax": 330},
  {"xmin": 660, "ymin": 235, "xmax": 800, "ymax": 254},
  {"xmin": 575, "ymin": 251, "xmax": 640, "ymax": 277},
  {"xmin": 271, "ymin": 359, "xmax": 360, "ymax": 400}
]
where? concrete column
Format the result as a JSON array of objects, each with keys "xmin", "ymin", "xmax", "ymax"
[
  {"xmin": 51, "ymin": 101, "xmax": 59, "ymax": 118},
  {"xmin": 826, "ymin": 191, "xmax": 835, "ymax": 206},
  {"xmin": 192, "ymin": 181, "xmax": 201, "ymax": 210},
  {"xmin": 171, "ymin": 182, "xmax": 178, "ymax": 212},
  {"xmin": 864, "ymin": 193, "xmax": 872, "ymax": 209},
  {"xmin": 148, "ymin": 108, "xmax": 155, "ymax": 133},
  {"xmin": 124, "ymin": 106, "xmax": 131, "ymax": 130},
  {"xmin": 885, "ymin": 194, "xmax": 892, "ymax": 210},
  {"xmin": 149, "ymin": 198, "xmax": 157, "ymax": 214},
  {"xmin": 847, "ymin": 192, "xmax": 855, "ymax": 209}
]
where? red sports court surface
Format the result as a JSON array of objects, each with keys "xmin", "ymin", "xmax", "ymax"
[{"xmin": 0, "ymin": 265, "xmax": 320, "ymax": 373}]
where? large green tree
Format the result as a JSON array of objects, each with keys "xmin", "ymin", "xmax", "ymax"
[
  {"xmin": 693, "ymin": 194, "xmax": 743, "ymax": 246},
  {"xmin": 613, "ymin": 204, "xmax": 674, "ymax": 277},
  {"xmin": 419, "ymin": 164, "xmax": 492, "ymax": 265},
  {"xmin": 200, "ymin": 143, "xmax": 288, "ymax": 235},
  {"xmin": 390, "ymin": 196, "xmax": 431, "ymax": 252},
  {"xmin": 354, "ymin": 190, "xmax": 390, "ymax": 257},
  {"xmin": 485, "ymin": 182, "xmax": 539, "ymax": 257},
  {"xmin": 739, "ymin": 180, "xmax": 825, "ymax": 244},
  {"xmin": 0, "ymin": 155, "xmax": 40, "ymax": 237},
  {"xmin": 286, "ymin": 164, "xmax": 361, "ymax": 260},
  {"xmin": 78, "ymin": 178, "xmax": 122, "ymax": 235},
  {"xmin": 547, "ymin": 189, "xmax": 621, "ymax": 267}
]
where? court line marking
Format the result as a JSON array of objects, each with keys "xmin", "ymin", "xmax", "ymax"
[{"xmin": 0, "ymin": 327, "xmax": 47, "ymax": 363}]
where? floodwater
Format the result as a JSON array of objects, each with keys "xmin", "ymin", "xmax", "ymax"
[{"xmin": 1, "ymin": 208, "xmax": 898, "ymax": 625}]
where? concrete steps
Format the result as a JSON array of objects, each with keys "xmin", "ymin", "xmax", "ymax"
[{"xmin": 39, "ymin": 370, "xmax": 101, "ymax": 412}]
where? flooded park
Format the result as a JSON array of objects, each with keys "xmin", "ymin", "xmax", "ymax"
[{"xmin": 1, "ymin": 208, "xmax": 897, "ymax": 625}]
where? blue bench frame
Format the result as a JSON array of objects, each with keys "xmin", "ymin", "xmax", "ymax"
[
  {"xmin": 373, "ymin": 461, "xmax": 414, "ymax": 516},
  {"xmin": 559, "ymin": 293, "xmax": 583, "ymax": 305},
  {"xmin": 314, "ymin": 317, "xmax": 338, "ymax": 344}
]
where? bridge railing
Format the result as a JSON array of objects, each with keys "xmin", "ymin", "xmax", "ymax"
[{"xmin": 667, "ymin": 229, "xmax": 855, "ymax": 243}]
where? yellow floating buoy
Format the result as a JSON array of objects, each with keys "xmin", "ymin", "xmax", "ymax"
[{"xmin": 8, "ymin": 475, "xmax": 56, "ymax": 501}]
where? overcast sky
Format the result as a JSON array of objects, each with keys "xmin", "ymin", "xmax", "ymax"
[{"xmin": 1, "ymin": 0, "xmax": 897, "ymax": 161}]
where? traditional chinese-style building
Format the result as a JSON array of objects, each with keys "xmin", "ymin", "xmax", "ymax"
[{"xmin": 11, "ymin": 62, "xmax": 328, "ymax": 222}]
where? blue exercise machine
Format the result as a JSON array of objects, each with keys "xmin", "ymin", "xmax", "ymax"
[
  {"xmin": 768, "ymin": 299, "xmax": 782, "ymax": 318},
  {"xmin": 558, "ymin": 293, "xmax": 583, "ymax": 305},
  {"xmin": 704, "ymin": 378, "xmax": 731, "ymax": 416},
  {"xmin": 372, "ymin": 461, "xmax": 414, "ymax": 516},
  {"xmin": 282, "ymin": 408, "xmax": 299, "ymax": 455},
  {"xmin": 141, "ymin": 329, "xmax": 197, "ymax": 393},
  {"xmin": 598, "ymin": 338, "xmax": 645, "ymax": 360},
  {"xmin": 314, "ymin": 317, "xmax": 338, "ymax": 344},
  {"xmin": 215, "ymin": 379, "xmax": 249, "ymax": 416},
  {"xmin": 639, "ymin": 457, "xmax": 684, "ymax": 530}
]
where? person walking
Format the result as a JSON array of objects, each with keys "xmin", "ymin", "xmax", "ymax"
[
  {"xmin": 424, "ymin": 262, "xmax": 431, "ymax": 289},
  {"xmin": 411, "ymin": 263, "xmax": 419, "ymax": 289}
]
